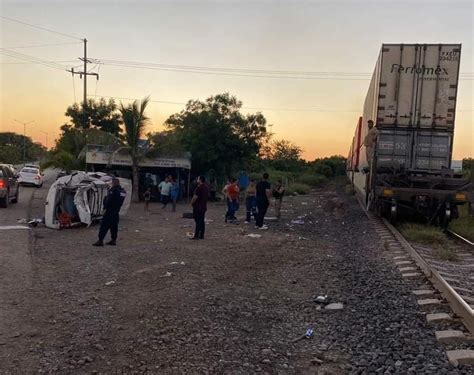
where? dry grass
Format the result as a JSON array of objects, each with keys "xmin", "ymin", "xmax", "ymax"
[
  {"xmin": 399, "ymin": 223, "xmax": 457, "ymax": 261},
  {"xmin": 450, "ymin": 204, "xmax": 474, "ymax": 242}
]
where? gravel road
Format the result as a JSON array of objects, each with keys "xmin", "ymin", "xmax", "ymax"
[{"xmin": 0, "ymin": 181, "xmax": 472, "ymax": 374}]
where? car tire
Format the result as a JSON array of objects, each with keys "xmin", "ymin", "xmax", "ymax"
[
  {"xmin": 11, "ymin": 189, "xmax": 19, "ymax": 203},
  {"xmin": 0, "ymin": 194, "xmax": 8, "ymax": 208}
]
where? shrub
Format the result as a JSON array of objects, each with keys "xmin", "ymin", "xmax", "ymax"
[
  {"xmin": 286, "ymin": 182, "xmax": 311, "ymax": 195},
  {"xmin": 312, "ymin": 163, "xmax": 333, "ymax": 178},
  {"xmin": 297, "ymin": 174, "xmax": 328, "ymax": 187}
]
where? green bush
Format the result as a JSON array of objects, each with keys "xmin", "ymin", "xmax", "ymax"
[
  {"xmin": 297, "ymin": 174, "xmax": 328, "ymax": 187},
  {"xmin": 286, "ymin": 182, "xmax": 311, "ymax": 195},
  {"xmin": 312, "ymin": 163, "xmax": 333, "ymax": 178}
]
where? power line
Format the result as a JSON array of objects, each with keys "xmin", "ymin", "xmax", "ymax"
[
  {"xmin": 2, "ymin": 41, "xmax": 83, "ymax": 49},
  {"xmin": 0, "ymin": 60, "xmax": 78, "ymax": 64},
  {"xmin": 0, "ymin": 15, "xmax": 83, "ymax": 41},
  {"xmin": 89, "ymin": 57, "xmax": 473, "ymax": 81},
  {"xmin": 91, "ymin": 58, "xmax": 474, "ymax": 77},
  {"xmin": 89, "ymin": 94, "xmax": 473, "ymax": 113},
  {"xmin": 0, "ymin": 48, "xmax": 69, "ymax": 71},
  {"xmin": 90, "ymin": 61, "xmax": 370, "ymax": 81},
  {"xmin": 88, "ymin": 94, "xmax": 360, "ymax": 112}
]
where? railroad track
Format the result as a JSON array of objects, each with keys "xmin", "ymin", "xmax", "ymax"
[
  {"xmin": 446, "ymin": 229, "xmax": 474, "ymax": 248},
  {"xmin": 363, "ymin": 209, "xmax": 474, "ymax": 366}
]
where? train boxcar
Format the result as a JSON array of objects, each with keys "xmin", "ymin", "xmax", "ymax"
[{"xmin": 347, "ymin": 44, "xmax": 472, "ymax": 225}]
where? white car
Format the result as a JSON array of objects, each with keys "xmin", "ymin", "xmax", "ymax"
[{"xmin": 18, "ymin": 167, "xmax": 44, "ymax": 187}]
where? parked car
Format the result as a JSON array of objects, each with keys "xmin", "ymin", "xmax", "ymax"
[
  {"xmin": 18, "ymin": 167, "xmax": 44, "ymax": 187},
  {"xmin": 0, "ymin": 164, "xmax": 20, "ymax": 208}
]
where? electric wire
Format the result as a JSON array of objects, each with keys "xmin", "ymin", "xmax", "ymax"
[
  {"xmin": 2, "ymin": 41, "xmax": 83, "ymax": 49},
  {"xmin": 89, "ymin": 57, "xmax": 473, "ymax": 81},
  {"xmin": 0, "ymin": 48, "xmax": 69, "ymax": 70},
  {"xmin": 0, "ymin": 15, "xmax": 83, "ymax": 41}
]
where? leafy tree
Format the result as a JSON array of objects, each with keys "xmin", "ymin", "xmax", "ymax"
[
  {"xmin": 0, "ymin": 132, "xmax": 47, "ymax": 164},
  {"xmin": 165, "ymin": 93, "xmax": 268, "ymax": 175},
  {"xmin": 120, "ymin": 96, "xmax": 150, "ymax": 202},
  {"xmin": 65, "ymin": 98, "xmax": 122, "ymax": 136},
  {"xmin": 47, "ymin": 125, "xmax": 120, "ymax": 170},
  {"xmin": 265, "ymin": 139, "xmax": 303, "ymax": 171},
  {"xmin": 148, "ymin": 130, "xmax": 186, "ymax": 156}
]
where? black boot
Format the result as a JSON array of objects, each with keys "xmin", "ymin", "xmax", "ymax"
[
  {"xmin": 92, "ymin": 240, "xmax": 104, "ymax": 247},
  {"xmin": 106, "ymin": 240, "xmax": 116, "ymax": 246}
]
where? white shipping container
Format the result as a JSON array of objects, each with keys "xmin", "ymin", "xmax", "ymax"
[{"xmin": 363, "ymin": 44, "xmax": 461, "ymax": 129}]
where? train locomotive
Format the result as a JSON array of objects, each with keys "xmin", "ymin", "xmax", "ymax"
[{"xmin": 347, "ymin": 44, "xmax": 472, "ymax": 225}]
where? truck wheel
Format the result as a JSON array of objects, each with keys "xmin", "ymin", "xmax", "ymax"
[
  {"xmin": 390, "ymin": 200, "xmax": 397, "ymax": 224},
  {"xmin": 441, "ymin": 203, "xmax": 451, "ymax": 229}
]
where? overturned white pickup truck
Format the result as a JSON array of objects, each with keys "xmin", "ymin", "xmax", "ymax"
[{"xmin": 45, "ymin": 171, "xmax": 131, "ymax": 229}]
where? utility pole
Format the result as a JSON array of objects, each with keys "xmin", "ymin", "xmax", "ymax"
[
  {"xmin": 14, "ymin": 119, "xmax": 34, "ymax": 165},
  {"xmin": 67, "ymin": 38, "xmax": 98, "ymax": 128},
  {"xmin": 40, "ymin": 131, "xmax": 49, "ymax": 149}
]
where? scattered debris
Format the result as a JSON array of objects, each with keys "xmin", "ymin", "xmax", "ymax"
[
  {"xmin": 325, "ymin": 302, "xmax": 343, "ymax": 310},
  {"xmin": 291, "ymin": 220, "xmax": 305, "ymax": 225},
  {"xmin": 301, "ymin": 202, "xmax": 308, "ymax": 205},
  {"xmin": 314, "ymin": 295, "xmax": 328, "ymax": 304},
  {"xmin": 292, "ymin": 328, "xmax": 314, "ymax": 343},
  {"xmin": 298, "ymin": 236, "xmax": 308, "ymax": 240},
  {"xmin": 186, "ymin": 232, "xmax": 194, "ymax": 238},
  {"xmin": 169, "ymin": 261, "xmax": 186, "ymax": 265},
  {"xmin": 246, "ymin": 233, "xmax": 262, "ymax": 238},
  {"xmin": 28, "ymin": 218, "xmax": 43, "ymax": 227},
  {"xmin": 17, "ymin": 218, "xmax": 28, "ymax": 224},
  {"xmin": 135, "ymin": 230, "xmax": 140, "ymax": 233},
  {"xmin": 163, "ymin": 272, "xmax": 173, "ymax": 277},
  {"xmin": 105, "ymin": 281, "xmax": 115, "ymax": 286}
]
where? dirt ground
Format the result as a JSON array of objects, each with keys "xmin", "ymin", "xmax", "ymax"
[{"xmin": 0, "ymin": 183, "xmax": 468, "ymax": 374}]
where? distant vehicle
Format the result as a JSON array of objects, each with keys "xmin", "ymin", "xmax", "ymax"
[
  {"xmin": 25, "ymin": 163, "xmax": 41, "ymax": 170},
  {"xmin": 0, "ymin": 164, "xmax": 20, "ymax": 208},
  {"xmin": 347, "ymin": 43, "xmax": 472, "ymax": 226},
  {"xmin": 18, "ymin": 167, "xmax": 44, "ymax": 187}
]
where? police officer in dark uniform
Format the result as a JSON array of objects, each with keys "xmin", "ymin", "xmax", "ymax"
[{"xmin": 93, "ymin": 177, "xmax": 126, "ymax": 246}]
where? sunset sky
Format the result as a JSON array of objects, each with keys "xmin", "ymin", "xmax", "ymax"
[{"xmin": 1, "ymin": 0, "xmax": 472, "ymax": 160}]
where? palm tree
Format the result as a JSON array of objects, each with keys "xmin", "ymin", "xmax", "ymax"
[{"xmin": 120, "ymin": 96, "xmax": 150, "ymax": 202}]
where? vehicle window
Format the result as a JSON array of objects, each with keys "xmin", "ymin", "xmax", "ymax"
[
  {"xmin": 22, "ymin": 168, "xmax": 38, "ymax": 174},
  {"xmin": 4, "ymin": 168, "xmax": 13, "ymax": 178},
  {"xmin": 0, "ymin": 168, "xmax": 4, "ymax": 178}
]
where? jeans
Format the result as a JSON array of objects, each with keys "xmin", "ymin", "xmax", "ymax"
[
  {"xmin": 193, "ymin": 209, "xmax": 205, "ymax": 238},
  {"xmin": 226, "ymin": 199, "xmax": 238, "ymax": 220},
  {"xmin": 98, "ymin": 212, "xmax": 119, "ymax": 242},
  {"xmin": 256, "ymin": 200, "xmax": 269, "ymax": 227},
  {"xmin": 275, "ymin": 198, "xmax": 282, "ymax": 219},
  {"xmin": 246, "ymin": 196, "xmax": 257, "ymax": 222}
]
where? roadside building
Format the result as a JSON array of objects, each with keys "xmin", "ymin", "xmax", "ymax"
[{"xmin": 85, "ymin": 144, "xmax": 192, "ymax": 201}]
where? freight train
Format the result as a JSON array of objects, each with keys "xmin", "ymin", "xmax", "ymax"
[{"xmin": 347, "ymin": 44, "xmax": 472, "ymax": 225}]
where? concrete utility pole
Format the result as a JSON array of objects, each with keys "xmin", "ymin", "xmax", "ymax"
[
  {"xmin": 67, "ymin": 38, "xmax": 99, "ymax": 128},
  {"xmin": 14, "ymin": 119, "xmax": 34, "ymax": 164}
]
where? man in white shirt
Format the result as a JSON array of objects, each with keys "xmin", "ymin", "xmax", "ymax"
[{"xmin": 158, "ymin": 176, "xmax": 173, "ymax": 210}]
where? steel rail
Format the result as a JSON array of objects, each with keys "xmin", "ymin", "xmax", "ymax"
[
  {"xmin": 382, "ymin": 218, "xmax": 474, "ymax": 335},
  {"xmin": 445, "ymin": 229, "xmax": 474, "ymax": 248}
]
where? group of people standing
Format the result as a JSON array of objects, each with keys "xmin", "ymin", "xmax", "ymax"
[
  {"xmin": 144, "ymin": 175, "xmax": 180, "ymax": 212},
  {"xmin": 222, "ymin": 173, "xmax": 285, "ymax": 230},
  {"xmin": 94, "ymin": 172, "xmax": 285, "ymax": 246}
]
